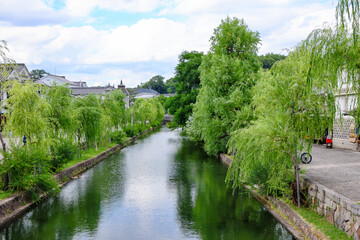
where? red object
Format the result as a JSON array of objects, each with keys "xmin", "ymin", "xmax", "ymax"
[{"xmin": 326, "ymin": 139, "xmax": 332, "ymax": 144}]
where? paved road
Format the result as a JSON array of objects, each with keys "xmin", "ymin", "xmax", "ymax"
[{"xmin": 303, "ymin": 144, "xmax": 360, "ymax": 202}]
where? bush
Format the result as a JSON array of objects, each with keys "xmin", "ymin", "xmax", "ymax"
[
  {"xmin": 50, "ymin": 138, "xmax": 77, "ymax": 171},
  {"xmin": 1, "ymin": 144, "xmax": 60, "ymax": 199},
  {"xmin": 110, "ymin": 129, "xmax": 127, "ymax": 144},
  {"xmin": 123, "ymin": 126, "xmax": 137, "ymax": 137}
]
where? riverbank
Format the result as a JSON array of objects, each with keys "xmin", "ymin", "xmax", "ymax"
[
  {"xmin": 220, "ymin": 154, "xmax": 351, "ymax": 240},
  {"xmin": 0, "ymin": 127, "xmax": 157, "ymax": 228}
]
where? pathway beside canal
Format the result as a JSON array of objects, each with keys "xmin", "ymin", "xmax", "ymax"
[{"xmin": 303, "ymin": 145, "xmax": 360, "ymax": 203}]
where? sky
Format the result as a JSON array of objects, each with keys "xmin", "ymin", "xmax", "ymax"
[{"xmin": 0, "ymin": 0, "xmax": 337, "ymax": 87}]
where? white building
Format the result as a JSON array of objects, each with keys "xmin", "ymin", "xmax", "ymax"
[
  {"xmin": 333, "ymin": 80, "xmax": 359, "ymax": 150},
  {"xmin": 0, "ymin": 63, "xmax": 31, "ymax": 116},
  {"xmin": 36, "ymin": 74, "xmax": 85, "ymax": 88}
]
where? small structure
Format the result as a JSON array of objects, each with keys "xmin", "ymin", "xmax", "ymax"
[
  {"xmin": 36, "ymin": 74, "xmax": 81, "ymax": 88},
  {"xmin": 0, "ymin": 63, "xmax": 31, "ymax": 82},
  {"xmin": 128, "ymin": 88, "xmax": 160, "ymax": 99}
]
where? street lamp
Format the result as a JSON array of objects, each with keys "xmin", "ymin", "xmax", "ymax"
[{"xmin": 130, "ymin": 102, "xmax": 134, "ymax": 127}]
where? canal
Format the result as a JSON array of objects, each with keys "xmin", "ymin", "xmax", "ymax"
[{"xmin": 0, "ymin": 128, "xmax": 294, "ymax": 240}]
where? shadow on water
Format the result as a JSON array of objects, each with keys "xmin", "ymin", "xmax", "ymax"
[
  {"xmin": 0, "ymin": 153, "xmax": 126, "ymax": 240},
  {"xmin": 0, "ymin": 128, "xmax": 294, "ymax": 240},
  {"xmin": 168, "ymin": 137, "xmax": 293, "ymax": 240}
]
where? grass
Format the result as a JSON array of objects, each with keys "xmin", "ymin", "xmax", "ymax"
[
  {"xmin": 282, "ymin": 198, "xmax": 351, "ymax": 240},
  {"xmin": 0, "ymin": 191, "xmax": 12, "ymax": 200},
  {"xmin": 59, "ymin": 142, "xmax": 118, "ymax": 171}
]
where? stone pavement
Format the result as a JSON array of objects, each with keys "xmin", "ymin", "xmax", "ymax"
[{"xmin": 303, "ymin": 144, "xmax": 360, "ymax": 203}]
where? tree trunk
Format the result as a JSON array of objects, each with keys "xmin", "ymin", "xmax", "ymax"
[
  {"xmin": 0, "ymin": 133, "xmax": 9, "ymax": 191},
  {"xmin": 291, "ymin": 144, "xmax": 300, "ymax": 207}
]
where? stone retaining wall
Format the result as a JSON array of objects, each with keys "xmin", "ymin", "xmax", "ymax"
[
  {"xmin": 54, "ymin": 141, "xmax": 128, "ymax": 183},
  {"xmin": 220, "ymin": 153, "xmax": 360, "ymax": 240},
  {"xmin": 0, "ymin": 127, "xmax": 155, "ymax": 228},
  {"xmin": 303, "ymin": 177, "xmax": 360, "ymax": 240}
]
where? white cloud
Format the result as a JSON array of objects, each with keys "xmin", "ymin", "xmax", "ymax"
[
  {"xmin": 0, "ymin": 0, "xmax": 337, "ymax": 86},
  {"xmin": 64, "ymin": 67, "xmax": 158, "ymax": 87},
  {"xmin": 63, "ymin": 0, "xmax": 164, "ymax": 18},
  {"xmin": 258, "ymin": 4, "xmax": 335, "ymax": 54},
  {"xmin": 0, "ymin": 0, "xmax": 68, "ymax": 26},
  {"xmin": 84, "ymin": 18, "xmax": 207, "ymax": 64}
]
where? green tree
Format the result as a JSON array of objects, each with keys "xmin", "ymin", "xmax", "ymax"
[
  {"xmin": 133, "ymin": 98, "xmax": 156, "ymax": 125},
  {"xmin": 74, "ymin": 94, "xmax": 104, "ymax": 149},
  {"xmin": 175, "ymin": 51, "xmax": 203, "ymax": 94},
  {"xmin": 165, "ymin": 50, "xmax": 203, "ymax": 126},
  {"xmin": 140, "ymin": 75, "xmax": 167, "ymax": 94},
  {"xmin": 0, "ymin": 41, "xmax": 15, "ymax": 190},
  {"xmin": 30, "ymin": 69, "xmax": 48, "ymax": 80},
  {"xmin": 165, "ymin": 78, "xmax": 177, "ymax": 93},
  {"xmin": 226, "ymin": 47, "xmax": 335, "ymax": 205},
  {"xmin": 6, "ymin": 81, "xmax": 50, "ymax": 143},
  {"xmin": 100, "ymin": 90, "xmax": 125, "ymax": 144},
  {"xmin": 3, "ymin": 81, "xmax": 59, "ymax": 195},
  {"xmin": 188, "ymin": 17, "xmax": 261, "ymax": 155},
  {"xmin": 45, "ymin": 84, "xmax": 78, "ymax": 138},
  {"xmin": 258, "ymin": 53, "xmax": 286, "ymax": 70}
]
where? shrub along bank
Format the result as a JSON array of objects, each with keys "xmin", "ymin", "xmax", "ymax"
[{"xmin": 0, "ymin": 81, "xmax": 165, "ymax": 201}]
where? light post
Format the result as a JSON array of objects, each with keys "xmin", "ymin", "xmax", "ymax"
[{"xmin": 130, "ymin": 102, "xmax": 134, "ymax": 127}]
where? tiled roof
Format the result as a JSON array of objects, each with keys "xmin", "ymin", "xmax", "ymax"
[
  {"xmin": 128, "ymin": 88, "xmax": 159, "ymax": 95},
  {"xmin": 70, "ymin": 86, "xmax": 115, "ymax": 96},
  {"xmin": 36, "ymin": 74, "xmax": 79, "ymax": 87}
]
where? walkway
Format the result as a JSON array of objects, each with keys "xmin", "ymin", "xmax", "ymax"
[{"xmin": 303, "ymin": 144, "xmax": 360, "ymax": 202}]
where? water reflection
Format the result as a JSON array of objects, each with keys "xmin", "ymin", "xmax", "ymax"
[
  {"xmin": 169, "ymin": 138, "xmax": 292, "ymax": 240},
  {"xmin": 0, "ymin": 128, "xmax": 293, "ymax": 240}
]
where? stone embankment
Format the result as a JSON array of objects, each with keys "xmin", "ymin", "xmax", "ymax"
[
  {"xmin": 303, "ymin": 177, "xmax": 360, "ymax": 240},
  {"xmin": 0, "ymin": 128, "xmax": 155, "ymax": 228},
  {"xmin": 220, "ymin": 154, "xmax": 327, "ymax": 240}
]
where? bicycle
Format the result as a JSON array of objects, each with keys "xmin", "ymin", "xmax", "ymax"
[{"xmin": 299, "ymin": 152, "xmax": 312, "ymax": 164}]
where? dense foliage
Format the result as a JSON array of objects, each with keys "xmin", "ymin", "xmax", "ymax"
[
  {"xmin": 30, "ymin": 69, "xmax": 48, "ymax": 80},
  {"xmin": 165, "ymin": 51, "xmax": 203, "ymax": 126},
  {"xmin": 258, "ymin": 53, "xmax": 286, "ymax": 70},
  {"xmin": 226, "ymin": 48, "xmax": 335, "ymax": 197},
  {"xmin": 139, "ymin": 75, "xmax": 167, "ymax": 94},
  {"xmin": 187, "ymin": 17, "xmax": 261, "ymax": 155},
  {"xmin": 0, "ymin": 65, "xmax": 165, "ymax": 198}
]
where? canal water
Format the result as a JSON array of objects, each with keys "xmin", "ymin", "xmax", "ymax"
[{"xmin": 0, "ymin": 128, "xmax": 294, "ymax": 240}]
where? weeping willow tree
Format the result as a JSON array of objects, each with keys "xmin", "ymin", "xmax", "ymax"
[
  {"xmin": 45, "ymin": 84, "xmax": 79, "ymax": 139},
  {"xmin": 0, "ymin": 41, "xmax": 15, "ymax": 150},
  {"xmin": 302, "ymin": 0, "xmax": 360, "ymax": 119},
  {"xmin": 74, "ymin": 94, "xmax": 104, "ymax": 149},
  {"xmin": 3, "ymin": 81, "xmax": 57, "ymax": 193},
  {"xmin": 226, "ymin": 0, "xmax": 360, "ymax": 207},
  {"xmin": 226, "ymin": 47, "xmax": 336, "ymax": 206},
  {"xmin": 133, "ymin": 98, "xmax": 165, "ymax": 126},
  {"xmin": 6, "ymin": 81, "xmax": 50, "ymax": 143},
  {"xmin": 100, "ymin": 90, "xmax": 125, "ymax": 144}
]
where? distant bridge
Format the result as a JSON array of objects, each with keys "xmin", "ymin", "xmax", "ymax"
[{"xmin": 162, "ymin": 114, "xmax": 174, "ymax": 125}]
